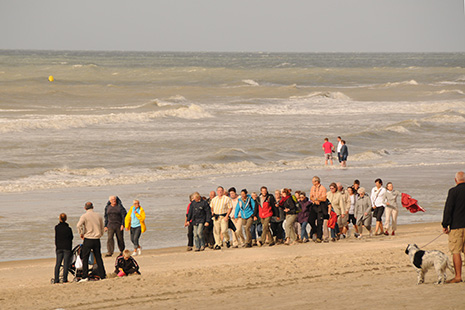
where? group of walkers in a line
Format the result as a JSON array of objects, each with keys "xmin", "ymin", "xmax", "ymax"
[
  {"xmin": 53, "ymin": 196, "xmax": 145, "ymax": 283},
  {"xmin": 184, "ymin": 177, "xmax": 401, "ymax": 252}
]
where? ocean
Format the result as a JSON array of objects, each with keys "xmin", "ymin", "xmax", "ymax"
[{"xmin": 1, "ymin": 50, "xmax": 464, "ymax": 261}]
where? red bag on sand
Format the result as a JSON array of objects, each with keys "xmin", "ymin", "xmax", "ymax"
[
  {"xmin": 327, "ymin": 210, "xmax": 338, "ymax": 229},
  {"xmin": 401, "ymin": 193, "xmax": 426, "ymax": 213}
]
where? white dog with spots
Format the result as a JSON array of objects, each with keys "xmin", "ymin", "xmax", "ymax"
[{"xmin": 405, "ymin": 244, "xmax": 454, "ymax": 284}]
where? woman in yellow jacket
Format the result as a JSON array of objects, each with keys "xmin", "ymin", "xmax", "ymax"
[{"xmin": 125, "ymin": 200, "xmax": 146, "ymax": 256}]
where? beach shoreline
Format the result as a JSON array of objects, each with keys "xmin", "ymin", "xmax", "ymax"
[{"xmin": 2, "ymin": 221, "xmax": 465, "ymax": 310}]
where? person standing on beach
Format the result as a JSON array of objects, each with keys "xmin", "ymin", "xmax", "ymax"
[
  {"xmin": 337, "ymin": 182, "xmax": 350, "ymax": 237},
  {"xmin": 229, "ymin": 187, "xmax": 244, "ymax": 248},
  {"xmin": 235, "ymin": 189, "xmax": 255, "ymax": 248},
  {"xmin": 322, "ymin": 138, "xmax": 335, "ymax": 166},
  {"xmin": 280, "ymin": 188, "xmax": 298, "ymax": 245},
  {"xmin": 125, "ymin": 200, "xmax": 146, "ymax": 256},
  {"xmin": 327, "ymin": 183, "xmax": 346, "ymax": 239},
  {"xmin": 250, "ymin": 192, "xmax": 262, "ymax": 246},
  {"xmin": 184, "ymin": 193, "xmax": 195, "ymax": 251},
  {"xmin": 384, "ymin": 182, "xmax": 400, "ymax": 236},
  {"xmin": 203, "ymin": 191, "xmax": 216, "ymax": 249},
  {"xmin": 77, "ymin": 202, "xmax": 106, "ymax": 281},
  {"xmin": 258, "ymin": 186, "xmax": 276, "ymax": 247},
  {"xmin": 309, "ymin": 176, "xmax": 327, "ymax": 243},
  {"xmin": 371, "ymin": 179, "xmax": 386, "ymax": 236},
  {"xmin": 210, "ymin": 186, "xmax": 233, "ymax": 250},
  {"xmin": 336, "ymin": 136, "xmax": 342, "ymax": 163},
  {"xmin": 104, "ymin": 196, "xmax": 127, "ymax": 257},
  {"xmin": 297, "ymin": 192, "xmax": 311, "ymax": 243},
  {"xmin": 353, "ymin": 180, "xmax": 360, "ymax": 194},
  {"xmin": 354, "ymin": 188, "xmax": 372, "ymax": 238},
  {"xmin": 442, "ymin": 171, "xmax": 465, "ymax": 284},
  {"xmin": 340, "ymin": 140, "xmax": 349, "ymax": 168},
  {"xmin": 347, "ymin": 186, "xmax": 359, "ymax": 236},
  {"xmin": 271, "ymin": 189, "xmax": 285, "ymax": 244},
  {"xmin": 54, "ymin": 213, "xmax": 73, "ymax": 283},
  {"xmin": 187, "ymin": 192, "xmax": 211, "ymax": 251}
]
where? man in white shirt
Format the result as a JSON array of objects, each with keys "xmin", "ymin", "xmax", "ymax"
[
  {"xmin": 336, "ymin": 136, "xmax": 342, "ymax": 163},
  {"xmin": 210, "ymin": 186, "xmax": 233, "ymax": 250},
  {"xmin": 371, "ymin": 178, "xmax": 387, "ymax": 236}
]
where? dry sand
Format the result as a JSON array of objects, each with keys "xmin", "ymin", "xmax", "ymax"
[{"xmin": 1, "ymin": 222, "xmax": 464, "ymax": 310}]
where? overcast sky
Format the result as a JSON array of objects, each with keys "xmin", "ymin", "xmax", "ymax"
[{"xmin": 1, "ymin": 0, "xmax": 464, "ymax": 52}]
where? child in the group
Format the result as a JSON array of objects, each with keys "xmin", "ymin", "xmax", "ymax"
[{"xmin": 115, "ymin": 249, "xmax": 141, "ymax": 277}]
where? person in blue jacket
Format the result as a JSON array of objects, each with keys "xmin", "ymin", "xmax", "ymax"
[{"xmin": 235, "ymin": 189, "xmax": 255, "ymax": 248}]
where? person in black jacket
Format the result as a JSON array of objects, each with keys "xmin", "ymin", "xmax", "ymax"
[
  {"xmin": 115, "ymin": 249, "xmax": 140, "ymax": 276},
  {"xmin": 340, "ymin": 140, "xmax": 349, "ymax": 168},
  {"xmin": 104, "ymin": 196, "xmax": 127, "ymax": 257},
  {"xmin": 442, "ymin": 171, "xmax": 465, "ymax": 283},
  {"xmin": 54, "ymin": 213, "xmax": 73, "ymax": 283},
  {"xmin": 186, "ymin": 192, "xmax": 211, "ymax": 251}
]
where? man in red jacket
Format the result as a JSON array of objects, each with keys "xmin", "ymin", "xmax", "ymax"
[{"xmin": 257, "ymin": 186, "xmax": 276, "ymax": 247}]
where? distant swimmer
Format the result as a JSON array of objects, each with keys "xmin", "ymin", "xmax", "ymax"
[{"xmin": 322, "ymin": 138, "xmax": 335, "ymax": 166}]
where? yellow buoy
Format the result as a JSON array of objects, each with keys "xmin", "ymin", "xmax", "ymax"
[{"xmin": 48, "ymin": 75, "xmax": 54, "ymax": 82}]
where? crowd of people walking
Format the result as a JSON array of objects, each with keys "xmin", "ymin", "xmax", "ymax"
[
  {"xmin": 53, "ymin": 174, "xmax": 402, "ymax": 283},
  {"xmin": 183, "ymin": 176, "xmax": 401, "ymax": 251}
]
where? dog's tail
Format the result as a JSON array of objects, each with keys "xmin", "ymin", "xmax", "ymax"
[{"xmin": 446, "ymin": 257, "xmax": 455, "ymax": 274}]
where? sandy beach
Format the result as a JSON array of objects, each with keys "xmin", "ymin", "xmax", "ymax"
[{"xmin": 1, "ymin": 222, "xmax": 463, "ymax": 310}]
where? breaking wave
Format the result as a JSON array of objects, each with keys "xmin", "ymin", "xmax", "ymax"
[
  {"xmin": 242, "ymin": 79, "xmax": 260, "ymax": 86},
  {"xmin": 0, "ymin": 104, "xmax": 212, "ymax": 133},
  {"xmin": 374, "ymin": 80, "xmax": 419, "ymax": 88},
  {"xmin": 433, "ymin": 89, "xmax": 465, "ymax": 96},
  {"xmin": 289, "ymin": 91, "xmax": 352, "ymax": 101}
]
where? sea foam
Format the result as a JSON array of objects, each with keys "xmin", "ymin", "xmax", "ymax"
[{"xmin": 0, "ymin": 104, "xmax": 211, "ymax": 133}]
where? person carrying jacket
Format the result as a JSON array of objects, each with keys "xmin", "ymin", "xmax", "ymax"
[
  {"xmin": 125, "ymin": 200, "xmax": 146, "ymax": 256},
  {"xmin": 104, "ymin": 196, "xmax": 127, "ymax": 257}
]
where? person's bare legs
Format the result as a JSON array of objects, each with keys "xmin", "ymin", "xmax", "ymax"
[
  {"xmin": 375, "ymin": 221, "xmax": 384, "ymax": 234},
  {"xmin": 448, "ymin": 253, "xmax": 463, "ymax": 282}
]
